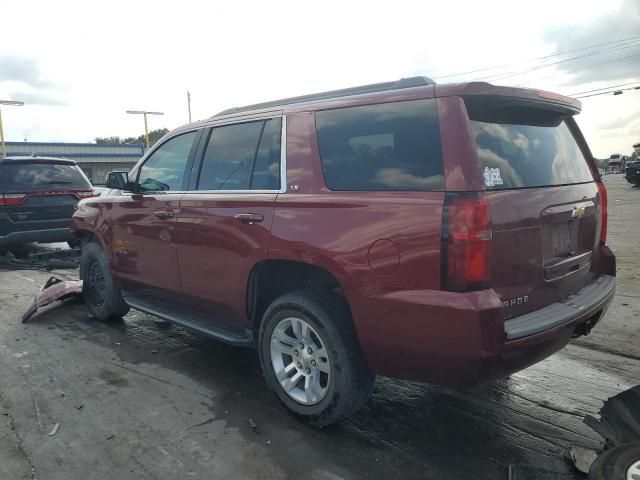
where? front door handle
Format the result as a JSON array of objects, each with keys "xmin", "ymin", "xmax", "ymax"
[
  {"xmin": 154, "ymin": 210, "xmax": 174, "ymax": 220},
  {"xmin": 234, "ymin": 213, "xmax": 264, "ymax": 224}
]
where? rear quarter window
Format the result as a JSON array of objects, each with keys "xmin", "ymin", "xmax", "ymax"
[
  {"xmin": 315, "ymin": 99, "xmax": 444, "ymax": 191},
  {"xmin": 470, "ymin": 119, "xmax": 594, "ymax": 189},
  {"xmin": 0, "ymin": 162, "xmax": 91, "ymax": 192}
]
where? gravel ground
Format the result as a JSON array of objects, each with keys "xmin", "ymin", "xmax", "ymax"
[{"xmin": 0, "ymin": 174, "xmax": 637, "ymax": 480}]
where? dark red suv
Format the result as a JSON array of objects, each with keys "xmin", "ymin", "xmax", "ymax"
[{"xmin": 71, "ymin": 77, "xmax": 615, "ymax": 425}]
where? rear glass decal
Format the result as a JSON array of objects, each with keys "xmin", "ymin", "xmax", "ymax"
[{"xmin": 483, "ymin": 166, "xmax": 504, "ymax": 187}]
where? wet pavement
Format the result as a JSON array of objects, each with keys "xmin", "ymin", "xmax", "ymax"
[{"xmin": 0, "ymin": 175, "xmax": 638, "ymax": 480}]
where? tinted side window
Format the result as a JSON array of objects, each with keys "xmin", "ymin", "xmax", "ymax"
[
  {"xmin": 197, "ymin": 118, "xmax": 282, "ymax": 191},
  {"xmin": 198, "ymin": 122, "xmax": 264, "ymax": 190},
  {"xmin": 138, "ymin": 132, "xmax": 196, "ymax": 192},
  {"xmin": 251, "ymin": 118, "xmax": 282, "ymax": 190},
  {"xmin": 0, "ymin": 163, "xmax": 91, "ymax": 191},
  {"xmin": 315, "ymin": 99, "xmax": 444, "ymax": 191}
]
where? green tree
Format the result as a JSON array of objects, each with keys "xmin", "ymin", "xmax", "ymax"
[{"xmin": 94, "ymin": 128, "xmax": 169, "ymax": 147}]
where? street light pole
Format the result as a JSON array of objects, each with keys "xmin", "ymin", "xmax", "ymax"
[
  {"xmin": 125, "ymin": 110, "xmax": 164, "ymax": 150},
  {"xmin": 0, "ymin": 100, "xmax": 25, "ymax": 158},
  {"xmin": 187, "ymin": 91, "xmax": 192, "ymax": 123}
]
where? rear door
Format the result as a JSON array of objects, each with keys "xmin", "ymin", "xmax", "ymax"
[
  {"xmin": 175, "ymin": 117, "xmax": 283, "ymax": 328},
  {"xmin": 463, "ymin": 96, "xmax": 601, "ymax": 318},
  {"xmin": 0, "ymin": 160, "xmax": 93, "ymax": 235}
]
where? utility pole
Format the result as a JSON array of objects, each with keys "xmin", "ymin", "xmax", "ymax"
[
  {"xmin": 125, "ymin": 110, "xmax": 164, "ymax": 150},
  {"xmin": 0, "ymin": 100, "xmax": 25, "ymax": 158},
  {"xmin": 187, "ymin": 91, "xmax": 192, "ymax": 123}
]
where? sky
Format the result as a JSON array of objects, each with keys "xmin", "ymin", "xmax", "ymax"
[{"xmin": 0, "ymin": 0, "xmax": 638, "ymax": 158}]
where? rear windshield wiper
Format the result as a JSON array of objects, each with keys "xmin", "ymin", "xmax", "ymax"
[{"xmin": 47, "ymin": 180, "xmax": 73, "ymax": 184}]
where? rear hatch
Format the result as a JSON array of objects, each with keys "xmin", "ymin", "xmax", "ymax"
[
  {"xmin": 0, "ymin": 159, "xmax": 93, "ymax": 233},
  {"xmin": 463, "ymin": 95, "xmax": 603, "ymax": 319}
]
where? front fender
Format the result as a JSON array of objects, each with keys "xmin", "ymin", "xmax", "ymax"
[{"xmin": 71, "ymin": 201, "xmax": 113, "ymax": 265}]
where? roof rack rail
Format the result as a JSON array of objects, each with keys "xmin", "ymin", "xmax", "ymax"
[{"xmin": 213, "ymin": 76, "xmax": 435, "ymax": 117}]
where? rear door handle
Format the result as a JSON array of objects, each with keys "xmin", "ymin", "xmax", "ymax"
[
  {"xmin": 154, "ymin": 210, "xmax": 174, "ymax": 220},
  {"xmin": 234, "ymin": 213, "xmax": 264, "ymax": 224}
]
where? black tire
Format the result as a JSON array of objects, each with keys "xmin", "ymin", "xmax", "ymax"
[
  {"xmin": 588, "ymin": 443, "xmax": 640, "ymax": 480},
  {"xmin": 258, "ymin": 290, "xmax": 374, "ymax": 427},
  {"xmin": 79, "ymin": 241, "xmax": 129, "ymax": 321}
]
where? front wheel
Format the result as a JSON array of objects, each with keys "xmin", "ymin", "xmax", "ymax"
[
  {"xmin": 258, "ymin": 290, "xmax": 374, "ymax": 426},
  {"xmin": 79, "ymin": 242, "xmax": 129, "ymax": 321}
]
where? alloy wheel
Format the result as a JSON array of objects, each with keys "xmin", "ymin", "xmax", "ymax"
[{"xmin": 270, "ymin": 316, "xmax": 331, "ymax": 405}]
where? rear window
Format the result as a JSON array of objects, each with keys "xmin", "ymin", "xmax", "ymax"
[
  {"xmin": 315, "ymin": 99, "xmax": 444, "ymax": 191},
  {"xmin": 469, "ymin": 119, "xmax": 594, "ymax": 189},
  {"xmin": 0, "ymin": 162, "xmax": 91, "ymax": 192}
]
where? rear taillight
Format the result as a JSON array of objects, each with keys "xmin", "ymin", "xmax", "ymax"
[
  {"xmin": 597, "ymin": 181, "xmax": 607, "ymax": 244},
  {"xmin": 442, "ymin": 194, "xmax": 492, "ymax": 292},
  {"xmin": 76, "ymin": 192, "xmax": 96, "ymax": 199},
  {"xmin": 0, "ymin": 193, "xmax": 27, "ymax": 206}
]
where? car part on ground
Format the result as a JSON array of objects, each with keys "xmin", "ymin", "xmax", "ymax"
[
  {"xmin": 21, "ymin": 276, "xmax": 83, "ymax": 323},
  {"xmin": 0, "ymin": 246, "xmax": 80, "ymax": 270},
  {"xmin": 585, "ymin": 385, "xmax": 640, "ymax": 448}
]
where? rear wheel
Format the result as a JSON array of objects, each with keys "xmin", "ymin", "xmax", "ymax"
[
  {"xmin": 258, "ymin": 290, "xmax": 374, "ymax": 426},
  {"xmin": 80, "ymin": 242, "xmax": 129, "ymax": 321}
]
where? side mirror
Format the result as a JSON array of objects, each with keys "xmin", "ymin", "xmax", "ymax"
[{"xmin": 105, "ymin": 171, "xmax": 130, "ymax": 190}]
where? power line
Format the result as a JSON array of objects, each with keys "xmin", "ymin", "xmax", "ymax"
[
  {"xmin": 569, "ymin": 81, "xmax": 640, "ymax": 97},
  {"xmin": 516, "ymin": 51, "xmax": 640, "ymax": 86},
  {"xmin": 431, "ymin": 34, "xmax": 640, "ymax": 80},
  {"xmin": 477, "ymin": 40, "xmax": 640, "ymax": 83},
  {"xmin": 576, "ymin": 85, "xmax": 640, "ymax": 99}
]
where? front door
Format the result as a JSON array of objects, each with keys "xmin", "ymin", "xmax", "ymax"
[
  {"xmin": 112, "ymin": 130, "xmax": 198, "ymax": 298},
  {"xmin": 176, "ymin": 117, "xmax": 283, "ymax": 328}
]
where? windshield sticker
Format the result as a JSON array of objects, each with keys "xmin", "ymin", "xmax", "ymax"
[{"xmin": 483, "ymin": 167, "xmax": 504, "ymax": 187}]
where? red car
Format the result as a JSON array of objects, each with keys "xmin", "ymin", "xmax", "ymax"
[{"xmin": 71, "ymin": 77, "xmax": 615, "ymax": 426}]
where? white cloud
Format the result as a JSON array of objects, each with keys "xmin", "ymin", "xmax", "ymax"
[{"xmin": 0, "ymin": 0, "xmax": 636, "ymax": 157}]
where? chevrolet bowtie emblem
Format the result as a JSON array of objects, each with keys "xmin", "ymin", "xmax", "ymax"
[{"xmin": 572, "ymin": 206, "xmax": 586, "ymax": 219}]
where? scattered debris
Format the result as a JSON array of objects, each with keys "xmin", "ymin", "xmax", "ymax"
[
  {"xmin": 22, "ymin": 277, "xmax": 83, "ymax": 323},
  {"xmin": 106, "ymin": 433, "xmax": 115, "ymax": 440},
  {"xmin": 48, "ymin": 423, "xmax": 60, "ymax": 436},
  {"xmin": 248, "ymin": 418, "xmax": 259, "ymax": 433},
  {"xmin": 151, "ymin": 349, "xmax": 158, "ymax": 354},
  {"xmin": 0, "ymin": 248, "xmax": 80, "ymax": 271},
  {"xmin": 75, "ymin": 404, "xmax": 84, "ymax": 410},
  {"xmin": 508, "ymin": 465, "xmax": 574, "ymax": 479},
  {"xmin": 584, "ymin": 385, "xmax": 640, "ymax": 447},
  {"xmin": 568, "ymin": 445, "xmax": 598, "ymax": 474}
]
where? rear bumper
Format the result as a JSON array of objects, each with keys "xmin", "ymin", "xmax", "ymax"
[
  {"xmin": 0, "ymin": 227, "xmax": 74, "ymax": 247},
  {"xmin": 347, "ymin": 273, "xmax": 615, "ymax": 385}
]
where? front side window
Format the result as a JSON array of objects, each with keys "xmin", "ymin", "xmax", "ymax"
[
  {"xmin": 197, "ymin": 118, "xmax": 282, "ymax": 191},
  {"xmin": 315, "ymin": 99, "xmax": 444, "ymax": 191},
  {"xmin": 138, "ymin": 132, "xmax": 197, "ymax": 192}
]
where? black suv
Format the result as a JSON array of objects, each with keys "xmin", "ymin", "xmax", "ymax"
[{"xmin": 0, "ymin": 156, "xmax": 94, "ymax": 247}]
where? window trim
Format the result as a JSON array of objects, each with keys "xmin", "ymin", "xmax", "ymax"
[
  {"xmin": 134, "ymin": 129, "xmax": 202, "ymax": 194},
  {"xmin": 188, "ymin": 115, "xmax": 287, "ymax": 195}
]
